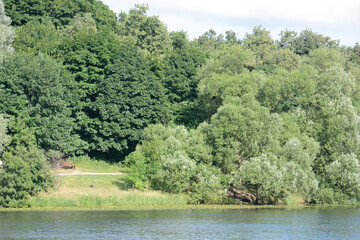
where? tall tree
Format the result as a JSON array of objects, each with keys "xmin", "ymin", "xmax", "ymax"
[
  {"xmin": 84, "ymin": 43, "xmax": 168, "ymax": 158},
  {"xmin": 0, "ymin": 53, "xmax": 85, "ymax": 154},
  {"xmin": 207, "ymin": 94, "xmax": 282, "ymax": 173},
  {"xmin": 195, "ymin": 29, "xmax": 225, "ymax": 52},
  {"xmin": 3, "ymin": 0, "xmax": 118, "ymax": 30},
  {"xmin": 244, "ymin": 26, "xmax": 299, "ymax": 71},
  {"xmin": 278, "ymin": 29, "xmax": 339, "ymax": 55},
  {"xmin": 118, "ymin": 4, "xmax": 172, "ymax": 55},
  {"xmin": 164, "ymin": 31, "xmax": 206, "ymax": 103}
]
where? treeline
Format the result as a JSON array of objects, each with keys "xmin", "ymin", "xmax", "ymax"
[{"xmin": 1, "ymin": 0, "xmax": 360, "ymax": 206}]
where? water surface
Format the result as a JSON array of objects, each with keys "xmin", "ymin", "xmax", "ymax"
[{"xmin": 1, "ymin": 207, "xmax": 359, "ymax": 239}]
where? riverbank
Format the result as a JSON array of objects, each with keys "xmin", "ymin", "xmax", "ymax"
[
  {"xmin": 28, "ymin": 172, "xmax": 187, "ymax": 209},
  {"xmin": 2, "ymin": 160, "xmax": 355, "ymax": 210}
]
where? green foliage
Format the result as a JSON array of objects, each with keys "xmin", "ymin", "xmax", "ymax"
[
  {"xmin": 325, "ymin": 154, "xmax": 360, "ymax": 201},
  {"xmin": 196, "ymin": 44, "xmax": 259, "ymax": 120},
  {"xmin": 119, "ymin": 4, "xmax": 172, "ymax": 55},
  {"xmin": 3, "ymin": 0, "xmax": 360, "ymax": 205},
  {"xmin": 0, "ymin": 114, "xmax": 10, "ymax": 155},
  {"xmin": 13, "ymin": 19, "xmax": 60, "ymax": 56},
  {"xmin": 124, "ymin": 124, "xmax": 193, "ymax": 190},
  {"xmin": 164, "ymin": 31, "xmax": 207, "ymax": 103},
  {"xmin": 125, "ymin": 124, "xmax": 222, "ymax": 203},
  {"xmin": 280, "ymin": 138, "xmax": 319, "ymax": 202},
  {"xmin": 198, "ymin": 71, "xmax": 265, "ymax": 120},
  {"xmin": 195, "ymin": 29, "xmax": 225, "ymax": 52},
  {"xmin": 0, "ymin": 53, "xmax": 86, "ymax": 154},
  {"xmin": 279, "ymin": 29, "xmax": 339, "ymax": 55},
  {"xmin": 197, "ymin": 44, "xmax": 256, "ymax": 78},
  {"xmin": 258, "ymin": 68, "xmax": 316, "ymax": 112},
  {"xmin": 187, "ymin": 164, "xmax": 223, "ymax": 204},
  {"xmin": 244, "ymin": 26, "xmax": 276, "ymax": 65},
  {"xmin": 58, "ymin": 14, "xmax": 119, "ymax": 87},
  {"xmin": 244, "ymin": 26, "xmax": 300, "ymax": 71},
  {"xmin": 3, "ymin": 0, "xmax": 118, "ymax": 30},
  {"xmin": 5, "ymin": 114, "xmax": 37, "ymax": 152},
  {"xmin": 240, "ymin": 154, "xmax": 284, "ymax": 204},
  {"xmin": 152, "ymin": 151, "xmax": 196, "ymax": 194},
  {"xmin": 207, "ymin": 94, "xmax": 282, "ymax": 173},
  {"xmin": 87, "ymin": 43, "xmax": 167, "ymax": 157},
  {"xmin": 240, "ymin": 148, "xmax": 318, "ymax": 204},
  {"xmin": 0, "ymin": 0, "xmax": 14, "ymax": 62},
  {"xmin": 0, "ymin": 146, "xmax": 54, "ymax": 207}
]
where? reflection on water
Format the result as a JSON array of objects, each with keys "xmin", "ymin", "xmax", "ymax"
[{"xmin": 0, "ymin": 207, "xmax": 359, "ymax": 239}]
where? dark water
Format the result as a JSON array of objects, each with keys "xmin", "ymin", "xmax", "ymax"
[{"xmin": 0, "ymin": 207, "xmax": 359, "ymax": 239}]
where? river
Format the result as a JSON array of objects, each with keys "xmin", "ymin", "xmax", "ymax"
[{"xmin": 1, "ymin": 207, "xmax": 359, "ymax": 239}]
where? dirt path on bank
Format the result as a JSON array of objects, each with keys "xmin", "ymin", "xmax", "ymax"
[{"xmin": 54, "ymin": 170, "xmax": 126, "ymax": 176}]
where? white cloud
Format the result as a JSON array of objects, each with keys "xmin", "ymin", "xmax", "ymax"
[{"xmin": 101, "ymin": 0, "xmax": 360, "ymax": 46}]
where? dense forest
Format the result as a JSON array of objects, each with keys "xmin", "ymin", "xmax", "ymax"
[{"xmin": 1, "ymin": 0, "xmax": 360, "ymax": 207}]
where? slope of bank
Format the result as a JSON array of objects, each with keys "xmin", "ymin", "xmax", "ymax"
[{"xmin": 29, "ymin": 171, "xmax": 188, "ymax": 209}]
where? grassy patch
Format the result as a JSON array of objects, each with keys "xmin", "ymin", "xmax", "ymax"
[
  {"xmin": 29, "ymin": 174, "xmax": 187, "ymax": 209},
  {"xmin": 66, "ymin": 156, "xmax": 123, "ymax": 173}
]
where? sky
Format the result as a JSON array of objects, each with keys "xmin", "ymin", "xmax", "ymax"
[{"xmin": 101, "ymin": 0, "xmax": 360, "ymax": 46}]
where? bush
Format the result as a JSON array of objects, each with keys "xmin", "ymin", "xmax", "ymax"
[
  {"xmin": 0, "ymin": 147, "xmax": 53, "ymax": 207},
  {"xmin": 187, "ymin": 164, "xmax": 223, "ymax": 204},
  {"xmin": 325, "ymin": 154, "xmax": 360, "ymax": 202},
  {"xmin": 152, "ymin": 151, "xmax": 196, "ymax": 194}
]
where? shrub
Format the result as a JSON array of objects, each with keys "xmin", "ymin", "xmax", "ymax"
[{"xmin": 0, "ymin": 147, "xmax": 53, "ymax": 207}]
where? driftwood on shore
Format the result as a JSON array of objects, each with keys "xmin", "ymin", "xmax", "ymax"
[{"xmin": 226, "ymin": 186, "xmax": 256, "ymax": 204}]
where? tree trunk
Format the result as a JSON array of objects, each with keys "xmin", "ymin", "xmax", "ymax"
[{"xmin": 227, "ymin": 186, "xmax": 256, "ymax": 204}]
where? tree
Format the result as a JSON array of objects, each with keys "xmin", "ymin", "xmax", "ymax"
[
  {"xmin": 280, "ymin": 138, "xmax": 319, "ymax": 202},
  {"xmin": 0, "ymin": 146, "xmax": 53, "ymax": 207},
  {"xmin": 58, "ymin": 13, "xmax": 120, "ymax": 88},
  {"xmin": 86, "ymin": 44, "xmax": 167, "ymax": 158},
  {"xmin": 0, "ymin": 53, "xmax": 86, "ymax": 154},
  {"xmin": 118, "ymin": 4, "xmax": 172, "ymax": 55},
  {"xmin": 279, "ymin": 29, "xmax": 339, "ymax": 55},
  {"xmin": 240, "ymin": 138, "xmax": 319, "ymax": 204},
  {"xmin": 3, "ymin": 0, "xmax": 118, "ymax": 30},
  {"xmin": 325, "ymin": 154, "xmax": 360, "ymax": 202},
  {"xmin": 277, "ymin": 29, "xmax": 297, "ymax": 49},
  {"xmin": 225, "ymin": 30, "xmax": 241, "ymax": 44},
  {"xmin": 298, "ymin": 49, "xmax": 359, "ymax": 177},
  {"xmin": 0, "ymin": 0, "xmax": 14, "ymax": 61},
  {"xmin": 13, "ymin": 18, "xmax": 60, "ymax": 56},
  {"xmin": 195, "ymin": 29, "xmax": 225, "ymax": 52},
  {"xmin": 243, "ymin": 26, "xmax": 299, "ymax": 71},
  {"xmin": 197, "ymin": 71, "xmax": 265, "ymax": 120},
  {"xmin": 164, "ymin": 31, "xmax": 206, "ymax": 103},
  {"xmin": 240, "ymin": 154, "xmax": 284, "ymax": 204},
  {"xmin": 243, "ymin": 26, "xmax": 276, "ymax": 66},
  {"xmin": 195, "ymin": 44, "xmax": 259, "ymax": 120},
  {"xmin": 207, "ymin": 94, "xmax": 282, "ymax": 173},
  {"xmin": 125, "ymin": 124, "xmax": 222, "ymax": 203},
  {"xmin": 258, "ymin": 68, "xmax": 316, "ymax": 113}
]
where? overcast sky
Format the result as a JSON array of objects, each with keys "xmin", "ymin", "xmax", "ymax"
[{"xmin": 101, "ymin": 0, "xmax": 360, "ymax": 46}]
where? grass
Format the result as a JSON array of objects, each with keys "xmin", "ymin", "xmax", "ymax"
[
  {"xmin": 65, "ymin": 156, "xmax": 123, "ymax": 173},
  {"xmin": 29, "ymin": 174, "xmax": 187, "ymax": 209},
  {"xmin": 25, "ymin": 159, "xmax": 309, "ymax": 210}
]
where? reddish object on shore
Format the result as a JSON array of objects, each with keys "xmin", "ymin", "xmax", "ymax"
[{"xmin": 60, "ymin": 161, "xmax": 76, "ymax": 169}]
